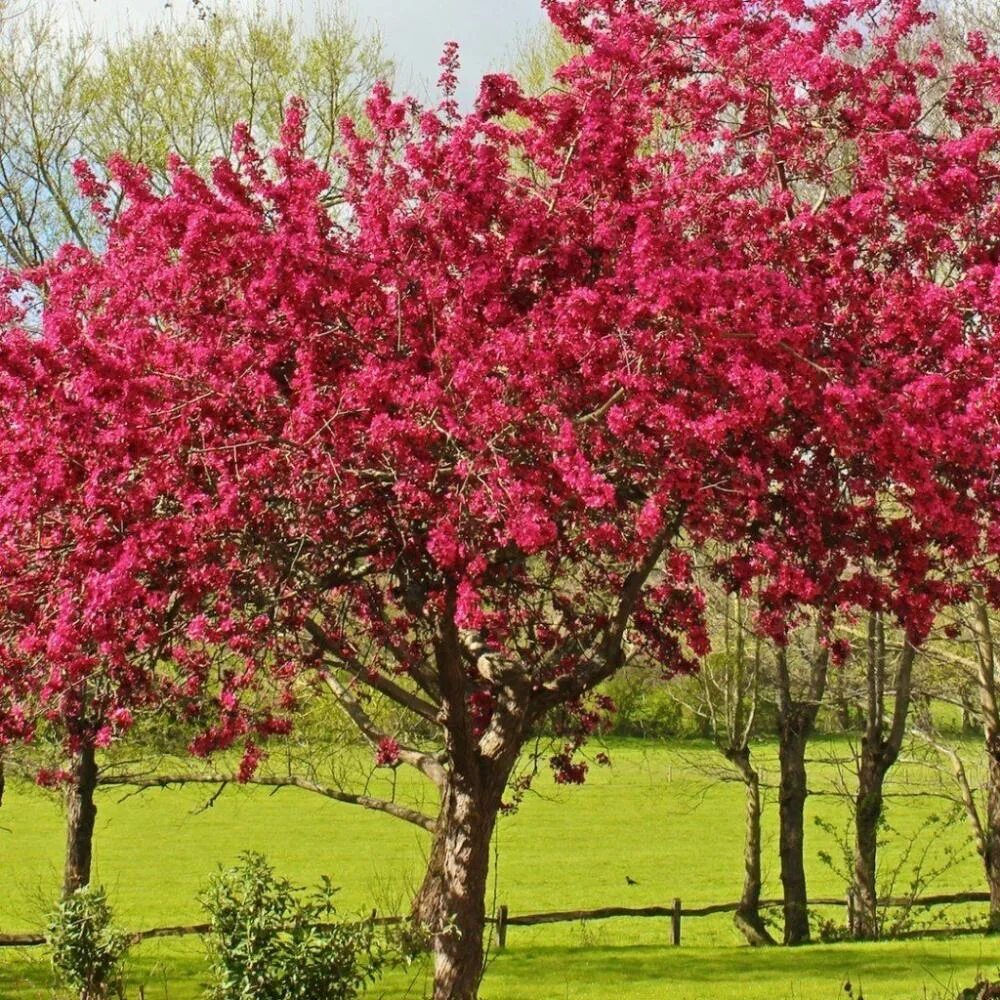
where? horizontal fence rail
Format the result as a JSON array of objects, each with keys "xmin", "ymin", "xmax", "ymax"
[
  {"xmin": 0, "ymin": 914, "xmax": 408, "ymax": 949},
  {"xmin": 1, "ymin": 891, "xmax": 993, "ymax": 950},
  {"xmin": 496, "ymin": 891, "xmax": 993, "ymax": 948}
]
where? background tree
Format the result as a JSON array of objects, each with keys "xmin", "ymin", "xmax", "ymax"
[
  {"xmin": 770, "ymin": 623, "xmax": 831, "ymax": 945},
  {"xmin": 913, "ymin": 597, "xmax": 1000, "ymax": 930},
  {"xmin": 848, "ymin": 616, "xmax": 917, "ymax": 939},
  {"xmin": 0, "ymin": 0, "xmax": 389, "ymax": 895},
  {"xmin": 687, "ymin": 582, "xmax": 775, "ymax": 946},
  {"xmin": 0, "ymin": 0, "xmax": 388, "ymax": 266}
]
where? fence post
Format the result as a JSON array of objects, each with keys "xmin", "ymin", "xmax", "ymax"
[
  {"xmin": 496, "ymin": 904, "xmax": 509, "ymax": 950},
  {"xmin": 846, "ymin": 887, "xmax": 855, "ymax": 936},
  {"xmin": 672, "ymin": 898, "xmax": 682, "ymax": 946}
]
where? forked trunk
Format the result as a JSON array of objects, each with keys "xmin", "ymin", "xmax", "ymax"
[
  {"xmin": 728, "ymin": 746, "xmax": 774, "ymax": 946},
  {"xmin": 777, "ymin": 730, "xmax": 810, "ymax": 945},
  {"xmin": 64, "ymin": 745, "xmax": 98, "ymax": 896}
]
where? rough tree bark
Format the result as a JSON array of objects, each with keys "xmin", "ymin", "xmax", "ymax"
[
  {"xmin": 850, "ymin": 615, "xmax": 915, "ymax": 940},
  {"xmin": 308, "ymin": 522, "xmax": 675, "ymax": 998},
  {"xmin": 412, "ymin": 819, "xmax": 448, "ymax": 930},
  {"xmin": 426, "ymin": 769, "xmax": 509, "ymax": 1000},
  {"xmin": 775, "ymin": 641, "xmax": 829, "ymax": 946},
  {"xmin": 64, "ymin": 743, "xmax": 98, "ymax": 896}
]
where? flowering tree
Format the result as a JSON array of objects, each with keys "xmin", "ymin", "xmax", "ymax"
[{"xmin": 3, "ymin": 0, "xmax": 1000, "ymax": 995}]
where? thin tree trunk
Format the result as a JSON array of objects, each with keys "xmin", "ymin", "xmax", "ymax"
[
  {"xmin": 849, "ymin": 619, "xmax": 914, "ymax": 940},
  {"xmin": 728, "ymin": 746, "xmax": 775, "ymax": 946},
  {"xmin": 972, "ymin": 599, "xmax": 1000, "ymax": 931},
  {"xmin": 64, "ymin": 744, "xmax": 98, "ymax": 896},
  {"xmin": 911, "ymin": 726, "xmax": 1000, "ymax": 931},
  {"xmin": 851, "ymin": 756, "xmax": 883, "ymax": 939},
  {"xmin": 985, "ymin": 754, "xmax": 1000, "ymax": 931},
  {"xmin": 774, "ymin": 642, "xmax": 828, "ymax": 946},
  {"xmin": 962, "ymin": 696, "xmax": 976, "ymax": 735},
  {"xmin": 777, "ymin": 729, "xmax": 810, "ymax": 945},
  {"xmin": 836, "ymin": 697, "xmax": 853, "ymax": 732}
]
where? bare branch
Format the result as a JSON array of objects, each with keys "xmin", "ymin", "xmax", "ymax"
[{"xmin": 99, "ymin": 771, "xmax": 436, "ymax": 832}]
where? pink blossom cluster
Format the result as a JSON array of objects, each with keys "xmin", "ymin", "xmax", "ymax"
[{"xmin": 0, "ymin": 0, "xmax": 998, "ymax": 779}]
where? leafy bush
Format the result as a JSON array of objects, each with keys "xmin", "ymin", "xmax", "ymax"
[
  {"xmin": 601, "ymin": 672, "xmax": 688, "ymax": 738},
  {"xmin": 46, "ymin": 885, "xmax": 129, "ymax": 1000},
  {"xmin": 201, "ymin": 852, "xmax": 384, "ymax": 1000}
]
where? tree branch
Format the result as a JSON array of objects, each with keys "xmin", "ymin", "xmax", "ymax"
[
  {"xmin": 304, "ymin": 618, "xmax": 440, "ymax": 725},
  {"xmin": 98, "ymin": 771, "xmax": 436, "ymax": 832}
]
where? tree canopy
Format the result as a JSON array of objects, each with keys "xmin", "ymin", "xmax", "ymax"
[{"xmin": 2, "ymin": 0, "xmax": 1000, "ymax": 996}]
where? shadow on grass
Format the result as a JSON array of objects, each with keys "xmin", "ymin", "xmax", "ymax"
[
  {"xmin": 483, "ymin": 939, "xmax": 1000, "ymax": 1000},
  {"xmin": 3, "ymin": 937, "xmax": 997, "ymax": 999},
  {"xmin": 0, "ymin": 941, "xmax": 210, "ymax": 1000}
]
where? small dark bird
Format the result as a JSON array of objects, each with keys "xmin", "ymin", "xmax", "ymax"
[{"xmin": 625, "ymin": 876, "xmax": 639, "ymax": 886}]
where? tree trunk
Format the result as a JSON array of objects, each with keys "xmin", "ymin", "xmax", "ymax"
[
  {"xmin": 778, "ymin": 729, "xmax": 810, "ymax": 945},
  {"xmin": 962, "ymin": 697, "xmax": 976, "ymax": 735},
  {"xmin": 851, "ymin": 755, "xmax": 883, "ymax": 939},
  {"xmin": 424, "ymin": 775, "xmax": 501, "ymax": 1000},
  {"xmin": 729, "ymin": 747, "xmax": 775, "ymax": 946},
  {"xmin": 914, "ymin": 693, "xmax": 933, "ymax": 732},
  {"xmin": 412, "ymin": 817, "xmax": 448, "ymax": 930},
  {"xmin": 773, "ymin": 641, "xmax": 828, "ymax": 946},
  {"xmin": 985, "ymin": 753, "xmax": 1000, "ymax": 931},
  {"xmin": 849, "ymin": 622, "xmax": 914, "ymax": 941},
  {"xmin": 64, "ymin": 745, "xmax": 98, "ymax": 896},
  {"xmin": 972, "ymin": 598, "xmax": 1000, "ymax": 932}
]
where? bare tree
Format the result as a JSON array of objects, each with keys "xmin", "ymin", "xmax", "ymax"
[
  {"xmin": 0, "ymin": 0, "xmax": 389, "ymax": 267},
  {"xmin": 848, "ymin": 614, "xmax": 916, "ymax": 939},
  {"xmin": 702, "ymin": 593, "xmax": 776, "ymax": 946},
  {"xmin": 669, "ymin": 579, "xmax": 776, "ymax": 946},
  {"xmin": 914, "ymin": 596, "xmax": 1000, "ymax": 929}
]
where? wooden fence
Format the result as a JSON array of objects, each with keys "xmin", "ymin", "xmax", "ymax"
[
  {"xmin": 493, "ymin": 890, "xmax": 994, "ymax": 948},
  {"xmin": 1, "ymin": 891, "xmax": 992, "ymax": 951}
]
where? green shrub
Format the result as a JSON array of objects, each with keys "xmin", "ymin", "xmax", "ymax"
[
  {"xmin": 201, "ymin": 852, "xmax": 384, "ymax": 1000},
  {"xmin": 602, "ymin": 672, "xmax": 687, "ymax": 738},
  {"xmin": 46, "ymin": 885, "xmax": 129, "ymax": 1000}
]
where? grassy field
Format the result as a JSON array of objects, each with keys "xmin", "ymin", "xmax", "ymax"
[{"xmin": 1, "ymin": 738, "xmax": 998, "ymax": 999}]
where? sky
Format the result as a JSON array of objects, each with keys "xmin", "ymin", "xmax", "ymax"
[{"xmin": 73, "ymin": 0, "xmax": 550, "ymax": 106}]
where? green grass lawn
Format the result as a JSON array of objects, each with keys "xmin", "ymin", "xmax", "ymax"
[{"xmin": 1, "ymin": 738, "xmax": 997, "ymax": 998}]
